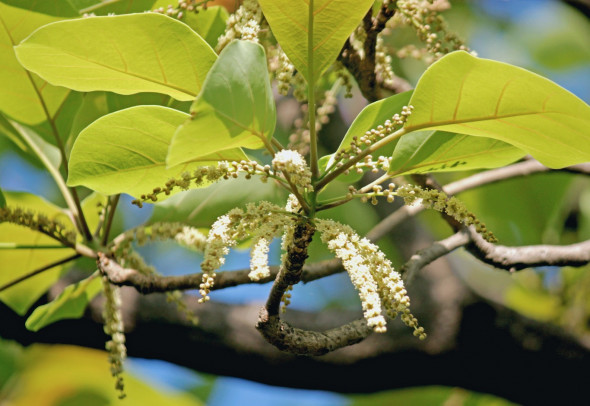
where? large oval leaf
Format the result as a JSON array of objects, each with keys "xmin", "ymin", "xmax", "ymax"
[
  {"xmin": 67, "ymin": 106, "xmax": 248, "ymax": 199},
  {"xmin": 258, "ymin": 0, "xmax": 373, "ymax": 84},
  {"xmin": 389, "ymin": 131, "xmax": 526, "ymax": 175},
  {"xmin": 405, "ymin": 51, "xmax": 590, "ymax": 168},
  {"xmin": 0, "ymin": 192, "xmax": 76, "ymax": 315},
  {"xmin": 167, "ymin": 40, "xmax": 276, "ymax": 166},
  {"xmin": 15, "ymin": 13, "xmax": 217, "ymax": 101},
  {"xmin": 0, "ymin": 3, "xmax": 69, "ymax": 125}
]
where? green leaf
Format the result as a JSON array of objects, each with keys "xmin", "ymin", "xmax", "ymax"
[
  {"xmin": 78, "ymin": 0, "xmax": 158, "ymax": 15},
  {"xmin": 15, "ymin": 13, "xmax": 217, "ymax": 101},
  {"xmin": 183, "ymin": 6, "xmax": 229, "ymax": 49},
  {"xmin": 258, "ymin": 0, "xmax": 374, "ymax": 84},
  {"xmin": 0, "ymin": 2, "xmax": 69, "ymax": 125},
  {"xmin": 405, "ymin": 51, "xmax": 590, "ymax": 168},
  {"xmin": 67, "ymin": 105, "xmax": 248, "ymax": 199},
  {"xmin": 0, "ymin": 188, "xmax": 5, "ymax": 208},
  {"xmin": 389, "ymin": 130, "xmax": 525, "ymax": 175},
  {"xmin": 0, "ymin": 192, "xmax": 76, "ymax": 315},
  {"xmin": 25, "ymin": 275, "xmax": 101, "ymax": 332},
  {"xmin": 167, "ymin": 40, "xmax": 276, "ymax": 166},
  {"xmin": 0, "ymin": 0, "xmax": 79, "ymax": 17}
]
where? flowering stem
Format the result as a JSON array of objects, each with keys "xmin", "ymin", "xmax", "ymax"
[{"xmin": 316, "ymin": 127, "xmax": 407, "ymax": 191}]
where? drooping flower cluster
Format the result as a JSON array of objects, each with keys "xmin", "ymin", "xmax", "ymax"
[
  {"xmin": 316, "ymin": 219, "xmax": 425, "ymax": 338},
  {"xmin": 396, "ymin": 184, "xmax": 497, "ymax": 242},
  {"xmin": 101, "ymin": 276, "xmax": 127, "ymax": 399},
  {"xmin": 0, "ymin": 206, "xmax": 76, "ymax": 246},
  {"xmin": 272, "ymin": 149, "xmax": 313, "ymax": 194},
  {"xmin": 216, "ymin": 0, "xmax": 262, "ymax": 51},
  {"xmin": 199, "ymin": 201, "xmax": 294, "ymax": 301}
]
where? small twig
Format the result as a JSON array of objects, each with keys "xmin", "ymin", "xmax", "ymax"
[
  {"xmin": 102, "ymin": 194, "xmax": 120, "ymax": 245},
  {"xmin": 400, "ymin": 230, "xmax": 471, "ymax": 283}
]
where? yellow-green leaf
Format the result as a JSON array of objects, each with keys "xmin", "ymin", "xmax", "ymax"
[
  {"xmin": 25, "ymin": 274, "xmax": 101, "ymax": 332},
  {"xmin": 15, "ymin": 13, "xmax": 217, "ymax": 101},
  {"xmin": 67, "ymin": 105, "xmax": 248, "ymax": 199},
  {"xmin": 0, "ymin": 3, "xmax": 69, "ymax": 125},
  {"xmin": 0, "ymin": 192, "xmax": 76, "ymax": 315},
  {"xmin": 389, "ymin": 130, "xmax": 526, "ymax": 175},
  {"xmin": 405, "ymin": 51, "xmax": 590, "ymax": 168},
  {"xmin": 168, "ymin": 40, "xmax": 275, "ymax": 166},
  {"xmin": 258, "ymin": 0, "xmax": 373, "ymax": 84}
]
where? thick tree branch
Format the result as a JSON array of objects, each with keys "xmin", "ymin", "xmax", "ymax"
[{"xmin": 1, "ymin": 278, "xmax": 588, "ymax": 405}]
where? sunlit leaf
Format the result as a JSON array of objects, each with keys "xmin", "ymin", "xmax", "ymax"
[
  {"xmin": 25, "ymin": 274, "xmax": 101, "ymax": 332},
  {"xmin": 15, "ymin": 13, "xmax": 217, "ymax": 101},
  {"xmin": 78, "ymin": 0, "xmax": 158, "ymax": 15},
  {"xmin": 67, "ymin": 106, "xmax": 248, "ymax": 199},
  {"xmin": 0, "ymin": 3, "xmax": 69, "ymax": 125},
  {"xmin": 258, "ymin": 0, "xmax": 373, "ymax": 84},
  {"xmin": 0, "ymin": 192, "xmax": 76, "ymax": 315},
  {"xmin": 405, "ymin": 51, "xmax": 590, "ymax": 168},
  {"xmin": 389, "ymin": 130, "xmax": 525, "ymax": 175},
  {"xmin": 168, "ymin": 40, "xmax": 276, "ymax": 166},
  {"xmin": 0, "ymin": 0, "xmax": 79, "ymax": 17}
]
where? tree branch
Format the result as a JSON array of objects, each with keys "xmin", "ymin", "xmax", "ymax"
[{"xmin": 467, "ymin": 229, "xmax": 590, "ymax": 271}]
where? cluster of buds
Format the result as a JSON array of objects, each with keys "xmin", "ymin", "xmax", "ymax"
[
  {"xmin": 350, "ymin": 24, "xmax": 367, "ymax": 60},
  {"xmin": 334, "ymin": 62, "xmax": 354, "ymax": 98},
  {"xmin": 216, "ymin": 0, "xmax": 262, "ymax": 51},
  {"xmin": 276, "ymin": 48, "xmax": 295, "ymax": 96},
  {"xmin": 316, "ymin": 219, "xmax": 425, "ymax": 338},
  {"xmin": 375, "ymin": 35, "xmax": 396, "ymax": 88},
  {"xmin": 396, "ymin": 184, "xmax": 497, "ymax": 242},
  {"xmin": 357, "ymin": 183, "xmax": 397, "ymax": 205},
  {"xmin": 152, "ymin": 0, "xmax": 210, "ymax": 20},
  {"xmin": 132, "ymin": 160, "xmax": 272, "ymax": 207},
  {"xmin": 272, "ymin": 149, "xmax": 313, "ymax": 194},
  {"xmin": 0, "ymin": 206, "xmax": 76, "ymax": 246},
  {"xmin": 331, "ymin": 106, "xmax": 413, "ymax": 174},
  {"xmin": 394, "ymin": 0, "xmax": 472, "ymax": 61},
  {"xmin": 101, "ymin": 276, "xmax": 127, "ymax": 399}
]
